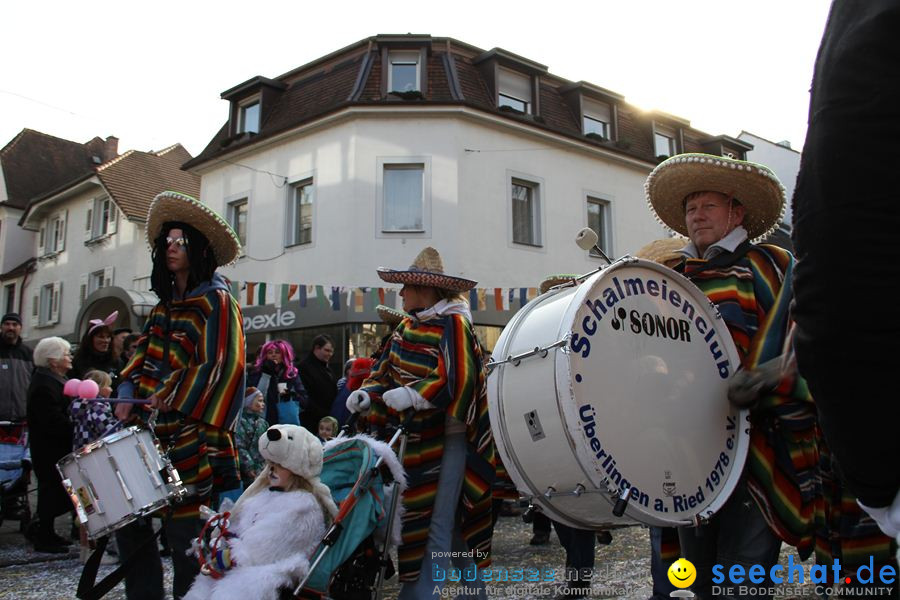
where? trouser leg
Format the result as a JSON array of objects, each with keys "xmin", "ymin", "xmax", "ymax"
[{"xmin": 115, "ymin": 518, "xmax": 165, "ymax": 600}]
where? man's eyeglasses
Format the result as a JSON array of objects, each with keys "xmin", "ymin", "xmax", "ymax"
[{"xmin": 166, "ymin": 236, "xmax": 189, "ymax": 250}]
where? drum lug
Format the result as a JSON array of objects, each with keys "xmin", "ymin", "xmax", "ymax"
[
  {"xmin": 543, "ymin": 486, "xmax": 556, "ymax": 499},
  {"xmin": 572, "ymin": 483, "xmax": 585, "ymax": 497},
  {"xmin": 612, "ymin": 483, "xmax": 631, "ymax": 517},
  {"xmin": 521, "ymin": 501, "xmax": 538, "ymax": 524}
]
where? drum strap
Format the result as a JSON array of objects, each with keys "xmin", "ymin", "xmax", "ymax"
[{"xmin": 76, "ymin": 519, "xmax": 165, "ymax": 600}]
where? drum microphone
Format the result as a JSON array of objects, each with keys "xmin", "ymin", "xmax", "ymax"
[{"xmin": 575, "ymin": 228, "xmax": 612, "ymax": 265}]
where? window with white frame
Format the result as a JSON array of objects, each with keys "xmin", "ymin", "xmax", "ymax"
[
  {"xmin": 511, "ymin": 178, "xmax": 542, "ymax": 246},
  {"xmin": 388, "ymin": 51, "xmax": 420, "ymax": 92},
  {"xmin": 583, "ymin": 98, "xmax": 611, "ymax": 139},
  {"xmin": 654, "ymin": 123, "xmax": 678, "ymax": 158},
  {"xmin": 239, "ymin": 101, "xmax": 260, "ymax": 134},
  {"xmin": 286, "ymin": 179, "xmax": 314, "ymax": 246},
  {"xmin": 383, "ymin": 164, "xmax": 424, "ymax": 232},
  {"xmin": 36, "ymin": 281, "xmax": 61, "ymax": 326},
  {"xmin": 3, "ymin": 283, "xmax": 15, "ymax": 315},
  {"xmin": 497, "ymin": 68, "xmax": 531, "ymax": 114},
  {"xmin": 41, "ymin": 212, "xmax": 67, "ymax": 256},
  {"xmin": 586, "ymin": 196, "xmax": 612, "ymax": 257},
  {"xmin": 85, "ymin": 196, "xmax": 117, "ymax": 241},
  {"xmin": 227, "ymin": 199, "xmax": 248, "ymax": 251}
]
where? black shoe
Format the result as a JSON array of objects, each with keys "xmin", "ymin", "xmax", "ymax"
[
  {"xmin": 33, "ymin": 540, "xmax": 69, "ymax": 554},
  {"xmin": 529, "ymin": 532, "xmax": 551, "ymax": 545},
  {"xmin": 48, "ymin": 532, "xmax": 73, "ymax": 546},
  {"xmin": 159, "ymin": 545, "xmax": 172, "ymax": 558}
]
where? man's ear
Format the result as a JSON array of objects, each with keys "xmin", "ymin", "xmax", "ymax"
[{"xmin": 732, "ymin": 203, "xmax": 746, "ymax": 226}]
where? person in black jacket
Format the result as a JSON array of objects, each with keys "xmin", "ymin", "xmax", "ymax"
[
  {"xmin": 297, "ymin": 334, "xmax": 336, "ymax": 430},
  {"xmin": 27, "ymin": 336, "xmax": 75, "ymax": 553},
  {"xmin": 0, "ymin": 312, "xmax": 33, "ymax": 422},
  {"xmin": 69, "ymin": 311, "xmax": 122, "ymax": 389}
]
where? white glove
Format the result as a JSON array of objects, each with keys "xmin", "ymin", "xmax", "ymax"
[
  {"xmin": 859, "ymin": 492, "xmax": 900, "ymax": 538},
  {"xmin": 383, "ymin": 386, "xmax": 435, "ymax": 412},
  {"xmin": 346, "ymin": 390, "xmax": 371, "ymax": 414}
]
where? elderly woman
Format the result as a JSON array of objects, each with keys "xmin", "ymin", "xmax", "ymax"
[
  {"xmin": 26, "ymin": 336, "xmax": 75, "ymax": 554},
  {"xmin": 346, "ymin": 247, "xmax": 495, "ymax": 599}
]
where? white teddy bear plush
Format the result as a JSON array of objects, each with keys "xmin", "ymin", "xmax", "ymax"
[{"xmin": 184, "ymin": 425, "xmax": 338, "ymax": 600}]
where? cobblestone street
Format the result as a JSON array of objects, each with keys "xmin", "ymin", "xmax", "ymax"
[{"xmin": 1, "ymin": 509, "xmax": 818, "ymax": 599}]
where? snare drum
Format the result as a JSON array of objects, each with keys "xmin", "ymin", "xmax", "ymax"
[
  {"xmin": 488, "ymin": 258, "xmax": 748, "ymax": 529},
  {"xmin": 57, "ymin": 426, "xmax": 186, "ymax": 539}
]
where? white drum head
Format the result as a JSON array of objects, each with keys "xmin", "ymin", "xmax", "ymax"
[{"xmin": 490, "ymin": 258, "xmax": 748, "ymax": 528}]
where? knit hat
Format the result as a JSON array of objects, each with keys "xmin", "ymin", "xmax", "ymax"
[
  {"xmin": 1, "ymin": 312, "xmax": 22, "ymax": 325},
  {"xmin": 146, "ymin": 191, "xmax": 242, "ymax": 266},
  {"xmin": 377, "ymin": 247, "xmax": 476, "ymax": 292},
  {"xmin": 234, "ymin": 425, "xmax": 338, "ymax": 518},
  {"xmin": 243, "ymin": 387, "xmax": 263, "ymax": 409},
  {"xmin": 645, "ymin": 153, "xmax": 785, "ymax": 241}
]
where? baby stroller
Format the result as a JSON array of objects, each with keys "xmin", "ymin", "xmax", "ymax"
[
  {"xmin": 193, "ymin": 417, "xmax": 410, "ymax": 600},
  {"xmin": 0, "ymin": 420, "xmax": 32, "ymax": 532},
  {"xmin": 291, "ymin": 426, "xmax": 407, "ymax": 600}
]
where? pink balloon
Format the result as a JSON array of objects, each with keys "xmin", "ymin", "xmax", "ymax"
[
  {"xmin": 63, "ymin": 379, "xmax": 82, "ymax": 397},
  {"xmin": 78, "ymin": 379, "xmax": 100, "ymax": 399}
]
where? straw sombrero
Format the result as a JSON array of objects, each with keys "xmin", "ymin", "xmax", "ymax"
[
  {"xmin": 645, "ymin": 154, "xmax": 785, "ymax": 241},
  {"xmin": 539, "ymin": 274, "xmax": 578, "ymax": 295},
  {"xmin": 376, "ymin": 304, "xmax": 409, "ymax": 327},
  {"xmin": 377, "ymin": 247, "xmax": 476, "ymax": 292},
  {"xmin": 633, "ymin": 237, "xmax": 688, "ymax": 267},
  {"xmin": 146, "ymin": 191, "xmax": 242, "ymax": 267}
]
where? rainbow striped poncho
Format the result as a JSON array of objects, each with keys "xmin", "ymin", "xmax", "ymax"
[
  {"xmin": 682, "ymin": 244, "xmax": 818, "ymax": 558},
  {"xmin": 120, "ymin": 274, "xmax": 246, "ymax": 516},
  {"xmin": 362, "ymin": 311, "xmax": 496, "ymax": 582}
]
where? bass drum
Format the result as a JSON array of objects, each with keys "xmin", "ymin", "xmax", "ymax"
[{"xmin": 488, "ymin": 258, "xmax": 748, "ymax": 529}]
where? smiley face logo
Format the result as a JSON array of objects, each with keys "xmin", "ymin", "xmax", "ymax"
[{"xmin": 667, "ymin": 558, "xmax": 696, "ymax": 589}]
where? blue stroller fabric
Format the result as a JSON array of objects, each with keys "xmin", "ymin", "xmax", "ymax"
[
  {"xmin": 0, "ymin": 423, "xmax": 30, "ymax": 492},
  {"xmin": 303, "ymin": 435, "xmax": 398, "ymax": 595}
]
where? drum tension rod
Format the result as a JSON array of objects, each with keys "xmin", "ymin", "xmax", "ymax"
[{"xmin": 488, "ymin": 338, "xmax": 569, "ymax": 372}]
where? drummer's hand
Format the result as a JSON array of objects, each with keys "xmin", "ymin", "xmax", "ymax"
[
  {"xmin": 114, "ymin": 402, "xmax": 133, "ymax": 422},
  {"xmin": 148, "ymin": 394, "xmax": 172, "ymax": 413},
  {"xmin": 383, "ymin": 387, "xmax": 435, "ymax": 412},
  {"xmin": 346, "ymin": 390, "xmax": 371, "ymax": 414}
]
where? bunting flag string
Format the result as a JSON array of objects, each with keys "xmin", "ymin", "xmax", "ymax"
[{"xmin": 229, "ymin": 280, "xmax": 543, "ymax": 312}]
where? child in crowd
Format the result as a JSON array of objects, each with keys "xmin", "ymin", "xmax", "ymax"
[
  {"xmin": 235, "ymin": 387, "xmax": 269, "ymax": 489},
  {"xmin": 69, "ymin": 369, "xmax": 120, "ymax": 563},
  {"xmin": 317, "ymin": 416, "xmax": 338, "ymax": 443},
  {"xmin": 184, "ymin": 425, "xmax": 338, "ymax": 600}
]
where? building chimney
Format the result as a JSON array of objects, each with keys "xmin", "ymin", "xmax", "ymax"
[
  {"xmin": 104, "ymin": 136, "xmax": 119, "ymax": 160},
  {"xmin": 776, "ymin": 140, "xmax": 792, "ymax": 149}
]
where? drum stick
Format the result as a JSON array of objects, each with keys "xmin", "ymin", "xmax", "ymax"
[{"xmin": 81, "ymin": 397, "xmax": 154, "ymax": 405}]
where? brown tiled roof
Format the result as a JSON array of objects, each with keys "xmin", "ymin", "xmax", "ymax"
[
  {"xmin": 97, "ymin": 144, "xmax": 199, "ymax": 221},
  {"xmin": 184, "ymin": 35, "xmax": 748, "ymax": 170},
  {"xmin": 0, "ymin": 129, "xmax": 116, "ymax": 209}
]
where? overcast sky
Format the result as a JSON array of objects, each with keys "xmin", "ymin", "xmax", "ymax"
[{"xmin": 1, "ymin": 0, "xmax": 832, "ymax": 158}]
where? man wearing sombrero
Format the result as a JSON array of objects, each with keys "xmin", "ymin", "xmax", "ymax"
[
  {"xmin": 115, "ymin": 191, "xmax": 246, "ymax": 599},
  {"xmin": 345, "ymin": 247, "xmax": 495, "ymax": 599},
  {"xmin": 645, "ymin": 155, "xmax": 816, "ymax": 598}
]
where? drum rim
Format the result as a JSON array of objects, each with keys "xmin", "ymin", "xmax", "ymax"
[
  {"xmin": 490, "ymin": 257, "xmax": 751, "ymax": 528},
  {"xmin": 558, "ymin": 258, "xmax": 749, "ymax": 526}
]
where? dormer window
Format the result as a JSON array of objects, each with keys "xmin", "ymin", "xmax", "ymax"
[
  {"xmin": 389, "ymin": 51, "xmax": 420, "ymax": 92},
  {"xmin": 239, "ymin": 101, "xmax": 260, "ymax": 134},
  {"xmin": 654, "ymin": 123, "xmax": 679, "ymax": 158},
  {"xmin": 583, "ymin": 98, "xmax": 611, "ymax": 139},
  {"xmin": 497, "ymin": 68, "xmax": 532, "ymax": 114}
]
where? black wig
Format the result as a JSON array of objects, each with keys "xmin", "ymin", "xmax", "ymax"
[{"xmin": 150, "ymin": 221, "xmax": 218, "ymax": 304}]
